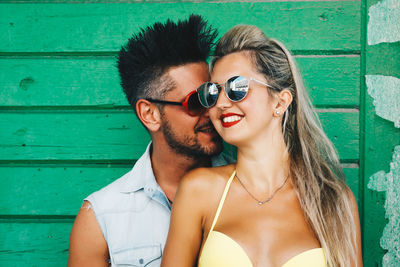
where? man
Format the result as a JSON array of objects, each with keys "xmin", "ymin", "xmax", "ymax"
[{"xmin": 68, "ymin": 15, "xmax": 229, "ymax": 266}]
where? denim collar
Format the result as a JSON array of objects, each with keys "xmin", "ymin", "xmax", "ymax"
[{"xmin": 119, "ymin": 143, "xmax": 171, "ymax": 209}]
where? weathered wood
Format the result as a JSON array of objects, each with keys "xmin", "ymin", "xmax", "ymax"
[
  {"xmin": 344, "ymin": 167, "xmax": 360, "ymax": 207},
  {"xmin": 0, "ymin": 165, "xmax": 360, "ymax": 216},
  {"xmin": 0, "ymin": 56, "xmax": 360, "ymax": 107},
  {"xmin": 0, "ymin": 2, "xmax": 360, "ymax": 53},
  {"xmin": 318, "ymin": 111, "xmax": 360, "ymax": 160},
  {"xmin": 0, "ymin": 111, "xmax": 150, "ymax": 161},
  {"xmin": 363, "ymin": 39, "xmax": 400, "ymax": 267},
  {"xmin": 0, "ymin": 221, "xmax": 71, "ymax": 266},
  {"xmin": 297, "ymin": 56, "xmax": 360, "ymax": 107},
  {"xmin": 0, "ymin": 111, "xmax": 358, "ymax": 161},
  {"xmin": 361, "ymin": 0, "xmax": 400, "ymax": 264},
  {"xmin": 0, "ymin": 165, "xmax": 131, "ymax": 215},
  {"xmin": 0, "ymin": 57, "xmax": 125, "ymax": 107}
]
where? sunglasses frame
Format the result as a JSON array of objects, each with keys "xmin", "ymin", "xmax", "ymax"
[
  {"xmin": 145, "ymin": 90, "xmax": 205, "ymax": 117},
  {"xmin": 197, "ymin": 76, "xmax": 277, "ymax": 108}
]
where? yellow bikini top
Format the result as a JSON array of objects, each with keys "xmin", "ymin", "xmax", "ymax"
[{"xmin": 198, "ymin": 170, "xmax": 326, "ymax": 267}]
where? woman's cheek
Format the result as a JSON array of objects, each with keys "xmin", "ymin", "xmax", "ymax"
[{"xmin": 209, "ymin": 108, "xmax": 221, "ymax": 129}]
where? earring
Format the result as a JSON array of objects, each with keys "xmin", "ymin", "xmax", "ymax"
[{"xmin": 276, "ymin": 110, "xmax": 280, "ymax": 115}]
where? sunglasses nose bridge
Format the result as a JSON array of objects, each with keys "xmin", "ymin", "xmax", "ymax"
[{"xmin": 215, "ymin": 84, "xmax": 233, "ymax": 108}]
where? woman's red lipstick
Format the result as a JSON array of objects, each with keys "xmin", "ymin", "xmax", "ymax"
[{"xmin": 220, "ymin": 113, "xmax": 243, "ymax": 128}]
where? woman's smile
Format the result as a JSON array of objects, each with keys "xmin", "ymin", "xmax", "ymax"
[{"xmin": 220, "ymin": 113, "xmax": 244, "ymax": 127}]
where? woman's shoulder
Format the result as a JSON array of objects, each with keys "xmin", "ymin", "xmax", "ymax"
[
  {"xmin": 183, "ymin": 164, "xmax": 235, "ymax": 185},
  {"xmin": 177, "ymin": 164, "xmax": 236, "ymax": 200}
]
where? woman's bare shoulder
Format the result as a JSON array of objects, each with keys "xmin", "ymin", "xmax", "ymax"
[
  {"xmin": 176, "ymin": 164, "xmax": 236, "ymax": 201},
  {"xmin": 182, "ymin": 164, "xmax": 235, "ymax": 187}
]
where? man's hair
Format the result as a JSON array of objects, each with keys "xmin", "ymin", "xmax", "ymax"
[{"xmin": 117, "ymin": 14, "xmax": 218, "ymax": 115}]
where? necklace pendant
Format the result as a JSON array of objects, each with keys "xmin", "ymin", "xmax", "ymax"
[{"xmin": 258, "ymin": 201, "xmax": 263, "ymax": 205}]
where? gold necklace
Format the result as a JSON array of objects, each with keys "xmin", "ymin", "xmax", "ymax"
[{"xmin": 235, "ymin": 172, "xmax": 289, "ymax": 205}]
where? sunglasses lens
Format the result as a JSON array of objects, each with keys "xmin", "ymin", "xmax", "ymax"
[
  {"xmin": 187, "ymin": 92, "xmax": 204, "ymax": 116},
  {"xmin": 226, "ymin": 76, "xmax": 249, "ymax": 102},
  {"xmin": 198, "ymin": 82, "xmax": 220, "ymax": 108}
]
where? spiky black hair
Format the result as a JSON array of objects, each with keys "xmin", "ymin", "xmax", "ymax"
[{"xmin": 117, "ymin": 14, "xmax": 218, "ymax": 115}]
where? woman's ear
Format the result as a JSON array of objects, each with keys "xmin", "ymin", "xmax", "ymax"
[
  {"xmin": 273, "ymin": 89, "xmax": 293, "ymax": 117},
  {"xmin": 136, "ymin": 99, "xmax": 162, "ymax": 132}
]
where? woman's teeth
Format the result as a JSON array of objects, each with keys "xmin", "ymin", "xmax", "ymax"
[{"xmin": 222, "ymin": 115, "xmax": 242, "ymax": 123}]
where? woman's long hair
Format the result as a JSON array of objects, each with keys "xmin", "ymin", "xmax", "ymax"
[{"xmin": 210, "ymin": 25, "xmax": 357, "ymax": 267}]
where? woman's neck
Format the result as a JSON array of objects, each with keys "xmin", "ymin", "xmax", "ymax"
[{"xmin": 235, "ymin": 131, "xmax": 290, "ymax": 194}]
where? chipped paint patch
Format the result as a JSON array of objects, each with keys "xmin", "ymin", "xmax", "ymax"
[
  {"xmin": 366, "ymin": 75, "xmax": 400, "ymax": 128},
  {"xmin": 368, "ymin": 0, "xmax": 400, "ymax": 45},
  {"xmin": 368, "ymin": 146, "xmax": 400, "ymax": 266}
]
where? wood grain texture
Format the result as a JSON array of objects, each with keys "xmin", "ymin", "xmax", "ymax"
[
  {"xmin": 0, "ymin": 165, "xmax": 130, "ymax": 215},
  {"xmin": 297, "ymin": 56, "xmax": 360, "ymax": 107},
  {"xmin": 361, "ymin": 0, "xmax": 400, "ymax": 265},
  {"xmin": 344, "ymin": 167, "xmax": 360, "ymax": 207},
  {"xmin": 0, "ymin": 2, "xmax": 360, "ymax": 53},
  {"xmin": 0, "ymin": 165, "xmax": 360, "ymax": 216},
  {"xmin": 362, "ymin": 103, "xmax": 399, "ymax": 266},
  {"xmin": 0, "ymin": 57, "xmax": 125, "ymax": 107},
  {"xmin": 0, "ymin": 56, "xmax": 360, "ymax": 107},
  {"xmin": 0, "ymin": 111, "xmax": 358, "ymax": 161},
  {"xmin": 0, "ymin": 111, "xmax": 150, "ymax": 161},
  {"xmin": 0, "ymin": 221, "xmax": 71, "ymax": 266}
]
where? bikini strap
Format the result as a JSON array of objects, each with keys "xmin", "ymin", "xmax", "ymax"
[{"xmin": 208, "ymin": 169, "xmax": 237, "ymax": 234}]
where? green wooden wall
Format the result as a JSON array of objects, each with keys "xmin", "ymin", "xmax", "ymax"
[{"xmin": 0, "ymin": 1, "xmax": 398, "ymax": 266}]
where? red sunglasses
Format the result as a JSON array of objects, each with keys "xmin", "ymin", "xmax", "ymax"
[{"xmin": 145, "ymin": 90, "xmax": 205, "ymax": 116}]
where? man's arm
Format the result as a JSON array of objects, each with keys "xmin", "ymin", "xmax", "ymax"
[{"xmin": 68, "ymin": 201, "xmax": 109, "ymax": 267}]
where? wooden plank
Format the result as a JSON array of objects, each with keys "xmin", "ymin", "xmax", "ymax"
[
  {"xmin": 0, "ymin": 56, "xmax": 359, "ymax": 107},
  {"xmin": 0, "ymin": 166, "xmax": 359, "ymax": 216},
  {"xmin": 318, "ymin": 111, "xmax": 359, "ymax": 160},
  {"xmin": 297, "ymin": 56, "xmax": 360, "ymax": 107},
  {"xmin": 0, "ymin": 165, "xmax": 131, "ymax": 216},
  {"xmin": 0, "ymin": 111, "xmax": 150, "ymax": 161},
  {"xmin": 0, "ymin": 164, "xmax": 360, "ymax": 216},
  {"xmin": 0, "ymin": 57, "xmax": 127, "ymax": 107},
  {"xmin": 362, "ymin": 45, "xmax": 400, "ymax": 267},
  {"xmin": 0, "ymin": 221, "xmax": 71, "ymax": 266},
  {"xmin": 3, "ymin": 165, "xmax": 359, "ymax": 216},
  {"xmin": 361, "ymin": 0, "xmax": 400, "ymax": 264},
  {"xmin": 362, "ymin": 105, "xmax": 399, "ymax": 266},
  {"xmin": 0, "ymin": 111, "xmax": 358, "ymax": 161},
  {"xmin": 0, "ymin": 2, "xmax": 360, "ymax": 53},
  {"xmin": 344, "ymin": 167, "xmax": 360, "ymax": 207}
]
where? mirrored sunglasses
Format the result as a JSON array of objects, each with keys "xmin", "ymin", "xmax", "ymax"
[{"xmin": 197, "ymin": 76, "xmax": 276, "ymax": 108}]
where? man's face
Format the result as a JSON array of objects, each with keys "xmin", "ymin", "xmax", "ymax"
[{"xmin": 160, "ymin": 62, "xmax": 223, "ymax": 158}]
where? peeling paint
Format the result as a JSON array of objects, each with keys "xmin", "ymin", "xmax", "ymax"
[
  {"xmin": 366, "ymin": 75, "xmax": 400, "ymax": 128},
  {"xmin": 368, "ymin": 0, "xmax": 400, "ymax": 45},
  {"xmin": 368, "ymin": 146, "xmax": 400, "ymax": 266}
]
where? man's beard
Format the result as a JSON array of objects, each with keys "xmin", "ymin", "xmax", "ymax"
[{"xmin": 161, "ymin": 119, "xmax": 223, "ymax": 159}]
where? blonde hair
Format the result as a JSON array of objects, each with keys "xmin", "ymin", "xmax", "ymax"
[{"xmin": 211, "ymin": 25, "xmax": 357, "ymax": 266}]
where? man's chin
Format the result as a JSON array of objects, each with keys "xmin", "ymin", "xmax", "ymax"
[{"xmin": 201, "ymin": 137, "xmax": 223, "ymax": 157}]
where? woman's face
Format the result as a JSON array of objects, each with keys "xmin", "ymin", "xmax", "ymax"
[{"xmin": 209, "ymin": 51, "xmax": 279, "ymax": 146}]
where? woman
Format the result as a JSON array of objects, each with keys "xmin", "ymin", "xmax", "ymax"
[{"xmin": 161, "ymin": 25, "xmax": 362, "ymax": 267}]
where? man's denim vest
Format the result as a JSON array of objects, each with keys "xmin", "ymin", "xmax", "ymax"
[{"xmin": 85, "ymin": 143, "xmax": 232, "ymax": 266}]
